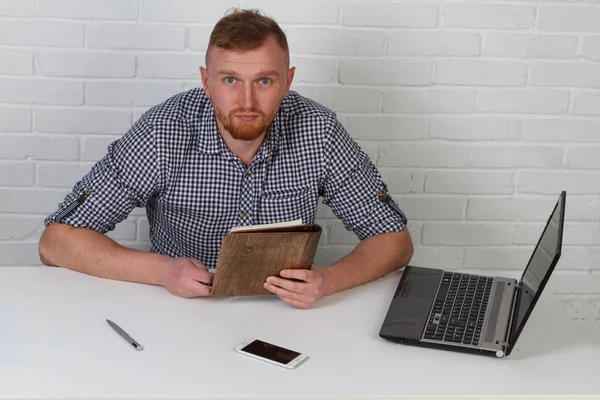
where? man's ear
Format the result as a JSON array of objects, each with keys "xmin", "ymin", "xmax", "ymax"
[
  {"xmin": 282, "ymin": 66, "xmax": 296, "ymax": 98},
  {"xmin": 200, "ymin": 66, "xmax": 211, "ymax": 98}
]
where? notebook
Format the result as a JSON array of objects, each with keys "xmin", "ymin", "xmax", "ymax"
[{"xmin": 211, "ymin": 219, "xmax": 322, "ymax": 297}]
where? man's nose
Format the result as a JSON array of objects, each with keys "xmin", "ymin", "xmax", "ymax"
[{"xmin": 241, "ymin": 84, "xmax": 255, "ymax": 110}]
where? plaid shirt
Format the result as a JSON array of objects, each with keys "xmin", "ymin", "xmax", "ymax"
[{"xmin": 44, "ymin": 88, "xmax": 407, "ymax": 270}]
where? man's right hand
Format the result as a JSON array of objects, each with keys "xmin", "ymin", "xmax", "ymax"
[{"xmin": 161, "ymin": 257, "xmax": 214, "ymax": 298}]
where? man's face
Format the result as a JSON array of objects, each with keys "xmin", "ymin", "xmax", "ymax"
[{"xmin": 200, "ymin": 36, "xmax": 295, "ymax": 141}]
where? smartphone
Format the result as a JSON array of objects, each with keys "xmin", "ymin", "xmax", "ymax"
[{"xmin": 234, "ymin": 339, "xmax": 309, "ymax": 369}]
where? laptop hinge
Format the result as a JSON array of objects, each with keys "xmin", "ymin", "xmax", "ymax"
[{"xmin": 503, "ymin": 282, "xmax": 521, "ymax": 348}]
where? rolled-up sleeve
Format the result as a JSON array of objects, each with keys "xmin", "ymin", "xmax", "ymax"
[
  {"xmin": 319, "ymin": 114, "xmax": 407, "ymax": 240},
  {"xmin": 44, "ymin": 116, "xmax": 160, "ymax": 233}
]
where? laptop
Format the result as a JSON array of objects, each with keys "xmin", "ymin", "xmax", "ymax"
[{"xmin": 379, "ymin": 191, "xmax": 566, "ymax": 358}]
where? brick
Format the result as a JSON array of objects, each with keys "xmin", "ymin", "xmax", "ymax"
[
  {"xmin": 550, "ymin": 271, "xmax": 600, "ymax": 294},
  {"xmin": 329, "ymin": 221, "xmax": 359, "ymax": 245},
  {"xmin": 39, "ymin": 0, "xmax": 138, "ymax": 19},
  {"xmin": 36, "ymin": 109, "xmax": 131, "ymax": 134},
  {"xmin": 423, "ymin": 222, "xmax": 513, "ymax": 246},
  {"xmin": 379, "ymin": 168, "xmax": 412, "ymax": 194},
  {"xmin": 0, "ymin": 216, "xmax": 44, "ymax": 240},
  {"xmin": 0, "ymin": 243, "xmax": 42, "ymax": 266},
  {"xmin": 88, "ymin": 24, "xmax": 185, "ymax": 50},
  {"xmin": 39, "ymin": 52, "xmax": 135, "ymax": 78},
  {"xmin": 314, "ymin": 245, "xmax": 354, "ymax": 266},
  {"xmin": 515, "ymin": 222, "xmax": 600, "ymax": 246},
  {"xmin": 139, "ymin": 54, "xmax": 203, "ymax": 79},
  {"xmin": 384, "ymin": 89, "xmax": 476, "ymax": 114},
  {"xmin": 0, "ymin": 22, "xmax": 84, "ymax": 47},
  {"xmin": 464, "ymin": 247, "xmax": 533, "ymax": 270},
  {"xmin": 442, "ymin": 4, "xmax": 535, "ymax": 29},
  {"xmin": 484, "ymin": 34, "xmax": 577, "ymax": 59},
  {"xmin": 291, "ymin": 86, "xmax": 381, "ymax": 113},
  {"xmin": 142, "ymin": 0, "xmax": 235, "ymax": 22},
  {"xmin": 408, "ymin": 222, "xmax": 422, "ymax": 245},
  {"xmin": 581, "ymin": 36, "xmax": 600, "ymax": 61},
  {"xmin": 245, "ymin": 0, "xmax": 339, "ymax": 24},
  {"xmin": 538, "ymin": 6, "xmax": 600, "ymax": 32},
  {"xmin": 434, "ymin": 59, "xmax": 527, "ymax": 86},
  {"xmin": 471, "ymin": 144, "xmax": 562, "ymax": 168},
  {"xmin": 425, "ymin": 171, "xmax": 514, "ymax": 194},
  {"xmin": 558, "ymin": 247, "xmax": 600, "ymax": 271},
  {"xmin": 0, "ymin": 50, "xmax": 34, "ymax": 75},
  {"xmin": 86, "ymin": 82, "xmax": 183, "ymax": 106},
  {"xmin": 37, "ymin": 163, "xmax": 94, "ymax": 188},
  {"xmin": 339, "ymin": 60, "xmax": 431, "ymax": 86},
  {"xmin": 0, "ymin": 135, "xmax": 79, "ymax": 161},
  {"xmin": 429, "ymin": 116, "xmax": 519, "ymax": 141},
  {"xmin": 0, "ymin": 108, "xmax": 31, "ymax": 132},
  {"xmin": 137, "ymin": 217, "xmax": 150, "ymax": 242},
  {"xmin": 343, "ymin": 116, "xmax": 427, "ymax": 141},
  {"xmin": 0, "ymin": 79, "xmax": 83, "ymax": 105},
  {"xmin": 0, "ymin": 162, "xmax": 34, "ymax": 186},
  {"xmin": 567, "ymin": 196, "xmax": 600, "ymax": 221},
  {"xmin": 395, "ymin": 196, "xmax": 465, "ymax": 220},
  {"xmin": 467, "ymin": 197, "xmax": 559, "ymax": 221},
  {"xmin": 289, "ymin": 29, "xmax": 385, "ymax": 56},
  {"xmin": 477, "ymin": 89, "xmax": 569, "ymax": 114},
  {"xmin": 188, "ymin": 27, "xmax": 213, "ymax": 51},
  {"xmin": 573, "ymin": 93, "xmax": 600, "ymax": 116},
  {"xmin": 0, "ymin": 188, "xmax": 71, "ymax": 213},
  {"xmin": 530, "ymin": 62, "xmax": 600, "ymax": 88},
  {"xmin": 290, "ymin": 58, "xmax": 336, "ymax": 83},
  {"xmin": 411, "ymin": 246, "xmax": 463, "ymax": 270},
  {"xmin": 106, "ymin": 218, "xmax": 136, "ymax": 241},
  {"xmin": 522, "ymin": 118, "xmax": 600, "ymax": 142},
  {"xmin": 343, "ymin": 3, "xmax": 438, "ymax": 28},
  {"xmin": 388, "ymin": 32, "xmax": 480, "ymax": 57},
  {"xmin": 81, "ymin": 136, "xmax": 116, "ymax": 161},
  {"xmin": 378, "ymin": 143, "xmax": 469, "ymax": 168},
  {"xmin": 0, "ymin": 0, "xmax": 35, "ymax": 17},
  {"xmin": 519, "ymin": 171, "xmax": 600, "ymax": 194},
  {"xmin": 567, "ymin": 146, "xmax": 600, "ymax": 169}
]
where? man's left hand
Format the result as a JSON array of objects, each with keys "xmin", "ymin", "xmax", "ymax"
[{"xmin": 264, "ymin": 266, "xmax": 328, "ymax": 309}]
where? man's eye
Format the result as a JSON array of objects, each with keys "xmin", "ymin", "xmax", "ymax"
[
  {"xmin": 260, "ymin": 78, "xmax": 270, "ymax": 84},
  {"xmin": 224, "ymin": 77, "xmax": 236, "ymax": 84}
]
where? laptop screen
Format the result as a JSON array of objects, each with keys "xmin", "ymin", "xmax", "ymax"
[{"xmin": 507, "ymin": 191, "xmax": 565, "ymax": 353}]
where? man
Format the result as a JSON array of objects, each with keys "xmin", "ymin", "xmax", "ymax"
[{"xmin": 38, "ymin": 9, "xmax": 413, "ymax": 309}]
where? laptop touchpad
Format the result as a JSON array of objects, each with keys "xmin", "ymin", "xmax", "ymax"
[{"xmin": 405, "ymin": 280, "xmax": 438, "ymax": 299}]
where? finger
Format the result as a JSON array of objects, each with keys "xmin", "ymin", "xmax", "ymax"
[
  {"xmin": 266, "ymin": 276, "xmax": 307, "ymax": 294},
  {"xmin": 280, "ymin": 269, "xmax": 314, "ymax": 282},
  {"xmin": 188, "ymin": 258, "xmax": 208, "ymax": 270},
  {"xmin": 184, "ymin": 278, "xmax": 212, "ymax": 297},
  {"xmin": 264, "ymin": 281, "xmax": 308, "ymax": 302},
  {"xmin": 186, "ymin": 262, "xmax": 214, "ymax": 284},
  {"xmin": 278, "ymin": 295, "xmax": 309, "ymax": 309}
]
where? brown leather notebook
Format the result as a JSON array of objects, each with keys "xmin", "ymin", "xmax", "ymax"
[{"xmin": 211, "ymin": 223, "xmax": 322, "ymax": 297}]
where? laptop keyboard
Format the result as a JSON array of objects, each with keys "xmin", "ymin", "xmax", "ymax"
[{"xmin": 423, "ymin": 272, "xmax": 493, "ymax": 346}]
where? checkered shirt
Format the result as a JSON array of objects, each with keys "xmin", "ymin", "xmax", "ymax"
[{"xmin": 44, "ymin": 88, "xmax": 407, "ymax": 270}]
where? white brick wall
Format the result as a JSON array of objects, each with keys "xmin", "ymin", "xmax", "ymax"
[{"xmin": 0, "ymin": 0, "xmax": 599, "ymax": 294}]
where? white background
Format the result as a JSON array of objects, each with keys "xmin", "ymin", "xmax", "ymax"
[{"xmin": 0, "ymin": 0, "xmax": 599, "ymax": 295}]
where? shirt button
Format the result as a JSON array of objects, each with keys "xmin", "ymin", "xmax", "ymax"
[
  {"xmin": 241, "ymin": 211, "xmax": 248, "ymax": 218},
  {"xmin": 244, "ymin": 171, "xmax": 250, "ymax": 178}
]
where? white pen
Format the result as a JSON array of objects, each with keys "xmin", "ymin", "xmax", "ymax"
[{"xmin": 106, "ymin": 319, "xmax": 144, "ymax": 351}]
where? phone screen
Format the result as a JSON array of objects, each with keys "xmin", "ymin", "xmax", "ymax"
[{"xmin": 240, "ymin": 340, "xmax": 301, "ymax": 365}]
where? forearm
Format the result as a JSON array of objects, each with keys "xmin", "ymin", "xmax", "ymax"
[
  {"xmin": 319, "ymin": 228, "xmax": 414, "ymax": 296},
  {"xmin": 39, "ymin": 222, "xmax": 170, "ymax": 286}
]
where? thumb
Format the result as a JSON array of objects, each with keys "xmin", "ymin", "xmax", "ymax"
[{"xmin": 188, "ymin": 258, "xmax": 208, "ymax": 270}]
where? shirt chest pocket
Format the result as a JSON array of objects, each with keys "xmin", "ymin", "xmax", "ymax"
[{"xmin": 258, "ymin": 186, "xmax": 316, "ymax": 225}]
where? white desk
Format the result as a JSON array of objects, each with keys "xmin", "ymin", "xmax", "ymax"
[{"xmin": 0, "ymin": 266, "xmax": 598, "ymax": 399}]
